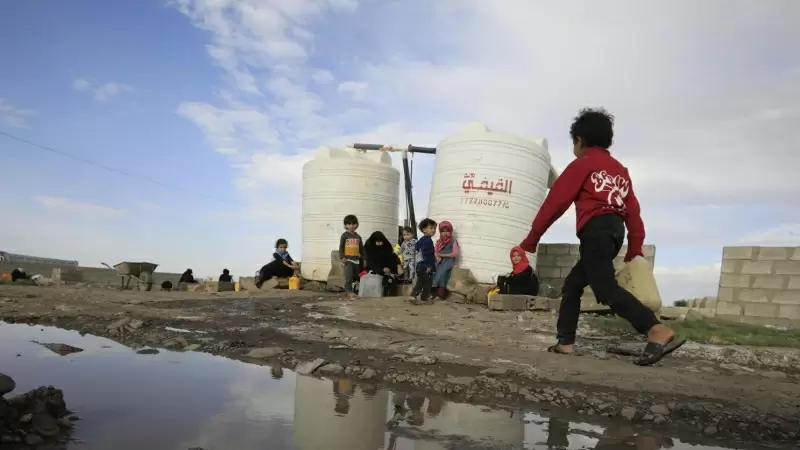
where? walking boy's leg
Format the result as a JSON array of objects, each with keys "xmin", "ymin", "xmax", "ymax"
[
  {"xmin": 553, "ymin": 261, "xmax": 588, "ymax": 353},
  {"xmin": 420, "ymin": 272, "xmax": 433, "ymax": 301},
  {"xmin": 581, "ymin": 237, "xmax": 685, "ymax": 365}
]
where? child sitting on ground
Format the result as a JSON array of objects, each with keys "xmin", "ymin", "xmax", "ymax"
[
  {"xmin": 409, "ymin": 218, "xmax": 437, "ymax": 304},
  {"xmin": 432, "ymin": 221, "xmax": 459, "ymax": 300},
  {"xmin": 496, "ymin": 246, "xmax": 540, "ymax": 296},
  {"xmin": 257, "ymin": 238, "xmax": 300, "ymax": 289},
  {"xmin": 399, "ymin": 226, "xmax": 417, "ymax": 283},
  {"xmin": 339, "ymin": 214, "xmax": 364, "ymax": 297}
]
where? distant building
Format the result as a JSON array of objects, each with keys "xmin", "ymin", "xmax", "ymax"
[{"xmin": 0, "ymin": 251, "xmax": 78, "ymax": 267}]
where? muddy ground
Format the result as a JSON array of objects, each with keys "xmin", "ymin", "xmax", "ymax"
[{"xmin": 1, "ymin": 284, "xmax": 799, "ymax": 446}]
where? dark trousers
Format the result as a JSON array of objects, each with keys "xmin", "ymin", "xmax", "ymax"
[
  {"xmin": 411, "ymin": 270, "xmax": 433, "ymax": 300},
  {"xmin": 557, "ymin": 213, "xmax": 660, "ymax": 345}
]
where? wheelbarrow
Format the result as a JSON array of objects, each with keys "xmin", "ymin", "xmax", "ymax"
[{"xmin": 102, "ymin": 261, "xmax": 158, "ymax": 291}]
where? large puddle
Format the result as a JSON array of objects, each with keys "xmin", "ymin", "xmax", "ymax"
[{"xmin": 0, "ymin": 322, "xmax": 779, "ymax": 450}]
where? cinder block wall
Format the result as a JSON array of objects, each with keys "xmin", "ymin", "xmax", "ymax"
[
  {"xmin": 716, "ymin": 246, "xmax": 800, "ymax": 326},
  {"xmin": 535, "ymin": 243, "xmax": 656, "ymax": 299},
  {"xmin": 0, "ymin": 262, "xmax": 181, "ymax": 286}
]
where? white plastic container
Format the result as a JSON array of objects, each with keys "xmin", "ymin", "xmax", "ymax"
[
  {"xmin": 358, "ymin": 273, "xmax": 384, "ymax": 298},
  {"xmin": 426, "ymin": 123, "xmax": 554, "ymax": 284},
  {"xmin": 301, "ymin": 147, "xmax": 400, "ymax": 281}
]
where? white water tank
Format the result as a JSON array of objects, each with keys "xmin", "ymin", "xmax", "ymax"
[
  {"xmin": 414, "ymin": 401, "xmax": 525, "ymax": 450},
  {"xmin": 426, "ymin": 123, "xmax": 554, "ymax": 284},
  {"xmin": 301, "ymin": 147, "xmax": 400, "ymax": 281}
]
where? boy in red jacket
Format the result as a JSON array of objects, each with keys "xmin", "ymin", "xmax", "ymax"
[{"xmin": 520, "ymin": 108, "xmax": 684, "ymax": 366}]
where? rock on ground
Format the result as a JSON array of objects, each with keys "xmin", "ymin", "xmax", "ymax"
[{"xmin": 0, "ymin": 375, "xmax": 75, "ymax": 445}]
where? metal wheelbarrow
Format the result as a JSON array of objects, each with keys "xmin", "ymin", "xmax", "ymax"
[{"xmin": 102, "ymin": 261, "xmax": 158, "ymax": 291}]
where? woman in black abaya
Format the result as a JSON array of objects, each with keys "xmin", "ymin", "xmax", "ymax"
[{"xmin": 364, "ymin": 231, "xmax": 401, "ymax": 296}]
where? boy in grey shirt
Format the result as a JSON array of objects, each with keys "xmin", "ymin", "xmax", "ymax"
[{"xmin": 339, "ymin": 214, "xmax": 364, "ymax": 296}]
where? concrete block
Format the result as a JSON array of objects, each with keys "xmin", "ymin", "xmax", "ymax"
[
  {"xmin": 537, "ymin": 267, "xmax": 562, "ymax": 278},
  {"xmin": 536, "ymin": 255, "xmax": 556, "ymax": 267},
  {"xmin": 560, "ymin": 267, "xmax": 574, "ymax": 278},
  {"xmin": 717, "ymin": 287, "xmax": 736, "ymax": 303},
  {"xmin": 737, "ymin": 288, "xmax": 773, "ymax": 303},
  {"xmin": 716, "ymin": 301, "xmax": 743, "ymax": 316},
  {"xmin": 568, "ymin": 244, "xmax": 581, "ymax": 255},
  {"xmin": 791, "ymin": 248, "xmax": 800, "ymax": 261},
  {"xmin": 720, "ymin": 260, "xmax": 741, "ymax": 274},
  {"xmin": 555, "ymin": 255, "xmax": 580, "ymax": 268},
  {"xmin": 328, "ymin": 250, "xmax": 344, "ymax": 277},
  {"xmin": 751, "ymin": 275, "xmax": 787, "ymax": 290},
  {"xmin": 218, "ymin": 282, "xmax": 235, "ymax": 292},
  {"xmin": 660, "ymin": 306, "xmax": 689, "ymax": 320},
  {"xmin": 327, "ymin": 275, "xmax": 345, "ymax": 291},
  {"xmin": 772, "ymin": 290, "xmax": 800, "ymax": 305},
  {"xmin": 788, "ymin": 276, "xmax": 800, "ymax": 290},
  {"xmin": 778, "ymin": 304, "xmax": 800, "ymax": 320},
  {"xmin": 719, "ymin": 274, "xmax": 751, "ymax": 288},
  {"xmin": 527, "ymin": 296, "xmax": 558, "ymax": 310},
  {"xmin": 488, "ymin": 294, "xmax": 530, "ymax": 311},
  {"xmin": 740, "ymin": 261, "xmax": 774, "ymax": 275},
  {"xmin": 756, "ymin": 247, "xmax": 791, "ymax": 261},
  {"xmin": 701, "ymin": 296, "xmax": 718, "ymax": 309},
  {"xmin": 686, "ymin": 308, "xmax": 716, "ymax": 321},
  {"xmin": 722, "ymin": 246, "xmax": 755, "ymax": 260},
  {"xmin": 544, "ymin": 244, "xmax": 572, "ymax": 255},
  {"xmin": 743, "ymin": 302, "xmax": 779, "ymax": 318},
  {"xmin": 238, "ymin": 277, "xmax": 257, "ymax": 291},
  {"xmin": 774, "ymin": 261, "xmax": 800, "ymax": 275}
]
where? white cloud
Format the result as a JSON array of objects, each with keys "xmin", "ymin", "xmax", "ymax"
[
  {"xmin": 169, "ymin": 0, "xmax": 799, "ymax": 299},
  {"xmin": 337, "ymin": 81, "xmax": 368, "ymax": 101},
  {"xmin": 34, "ymin": 196, "xmax": 126, "ymax": 217},
  {"xmin": 73, "ymin": 78, "xmax": 133, "ymax": 102},
  {"xmin": 0, "ymin": 98, "xmax": 36, "ymax": 129},
  {"xmin": 739, "ymin": 223, "xmax": 800, "ymax": 246}
]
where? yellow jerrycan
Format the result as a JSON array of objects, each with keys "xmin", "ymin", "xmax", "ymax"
[
  {"xmin": 288, "ymin": 275, "xmax": 301, "ymax": 290},
  {"xmin": 615, "ymin": 256, "xmax": 662, "ymax": 312}
]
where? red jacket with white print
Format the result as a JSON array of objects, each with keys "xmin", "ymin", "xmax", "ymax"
[{"xmin": 520, "ymin": 147, "xmax": 645, "ymax": 262}]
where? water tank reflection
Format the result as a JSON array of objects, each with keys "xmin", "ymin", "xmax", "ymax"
[{"xmin": 293, "ymin": 376, "xmax": 388, "ymax": 450}]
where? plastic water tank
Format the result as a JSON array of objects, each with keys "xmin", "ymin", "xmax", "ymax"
[
  {"xmin": 414, "ymin": 401, "xmax": 524, "ymax": 450},
  {"xmin": 301, "ymin": 147, "xmax": 400, "ymax": 281},
  {"xmin": 426, "ymin": 123, "xmax": 553, "ymax": 284}
]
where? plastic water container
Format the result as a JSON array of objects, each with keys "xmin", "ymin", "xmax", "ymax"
[
  {"xmin": 288, "ymin": 276, "xmax": 301, "ymax": 290},
  {"xmin": 615, "ymin": 256, "xmax": 662, "ymax": 312},
  {"xmin": 358, "ymin": 273, "xmax": 384, "ymax": 298}
]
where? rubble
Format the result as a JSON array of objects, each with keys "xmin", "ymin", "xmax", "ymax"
[{"xmin": 0, "ymin": 374, "xmax": 76, "ymax": 447}]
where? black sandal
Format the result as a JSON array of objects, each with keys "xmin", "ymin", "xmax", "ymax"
[
  {"xmin": 634, "ymin": 335, "xmax": 686, "ymax": 366},
  {"xmin": 547, "ymin": 344, "xmax": 574, "ymax": 355}
]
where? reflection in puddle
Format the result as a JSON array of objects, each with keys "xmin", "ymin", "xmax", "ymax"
[{"xmin": 0, "ymin": 322, "xmax": 776, "ymax": 450}]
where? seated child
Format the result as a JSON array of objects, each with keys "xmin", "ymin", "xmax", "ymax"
[
  {"xmin": 257, "ymin": 238, "xmax": 300, "ymax": 289},
  {"xmin": 364, "ymin": 231, "xmax": 401, "ymax": 296},
  {"xmin": 409, "ymin": 218, "xmax": 437, "ymax": 304},
  {"xmin": 399, "ymin": 226, "xmax": 417, "ymax": 283},
  {"xmin": 496, "ymin": 246, "xmax": 540, "ymax": 296},
  {"xmin": 432, "ymin": 221, "xmax": 459, "ymax": 300}
]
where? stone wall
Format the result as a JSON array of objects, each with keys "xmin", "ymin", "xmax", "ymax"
[
  {"xmin": 715, "ymin": 246, "xmax": 800, "ymax": 326},
  {"xmin": 535, "ymin": 243, "xmax": 657, "ymax": 301},
  {"xmin": 0, "ymin": 262, "xmax": 182, "ymax": 286}
]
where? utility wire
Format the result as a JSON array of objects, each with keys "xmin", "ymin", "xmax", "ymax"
[{"xmin": 0, "ymin": 131, "xmax": 230, "ymax": 204}]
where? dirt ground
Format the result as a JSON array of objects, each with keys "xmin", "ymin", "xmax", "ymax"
[{"xmin": 2, "ymin": 284, "xmax": 800, "ymax": 444}]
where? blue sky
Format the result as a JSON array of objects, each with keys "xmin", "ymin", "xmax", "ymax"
[{"xmin": 1, "ymin": 0, "xmax": 798, "ymax": 300}]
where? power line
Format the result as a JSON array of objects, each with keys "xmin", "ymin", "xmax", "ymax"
[{"xmin": 0, "ymin": 131, "xmax": 230, "ymax": 204}]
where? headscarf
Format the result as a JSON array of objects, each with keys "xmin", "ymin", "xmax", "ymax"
[
  {"xmin": 510, "ymin": 245, "xmax": 530, "ymax": 274},
  {"xmin": 365, "ymin": 231, "xmax": 396, "ymax": 270},
  {"xmin": 435, "ymin": 221, "xmax": 454, "ymax": 254}
]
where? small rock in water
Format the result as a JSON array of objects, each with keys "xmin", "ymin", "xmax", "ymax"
[
  {"xmin": 359, "ymin": 368, "xmax": 377, "ymax": 380},
  {"xmin": 32, "ymin": 413, "xmax": 60, "ymax": 436},
  {"xmin": 107, "ymin": 317, "xmax": 132, "ymax": 330},
  {"xmin": 245, "ymin": 347, "xmax": 285, "ymax": 359},
  {"xmin": 408, "ymin": 355, "xmax": 437, "ymax": 365},
  {"xmin": 650, "ymin": 404, "xmax": 670, "ymax": 415},
  {"xmin": 0, "ymin": 373, "xmax": 15, "ymax": 396},
  {"xmin": 479, "ymin": 367, "xmax": 508, "ymax": 377},
  {"xmin": 183, "ymin": 344, "xmax": 202, "ymax": 351},
  {"xmin": 19, "ymin": 413, "xmax": 33, "ymax": 423},
  {"xmin": 136, "ymin": 348, "xmax": 159, "ymax": 355},
  {"xmin": 703, "ymin": 425, "xmax": 718, "ymax": 436},
  {"xmin": 296, "ymin": 358, "xmax": 327, "ymax": 375},
  {"xmin": 24, "ymin": 434, "xmax": 43, "ymax": 446},
  {"xmin": 620, "ymin": 407, "xmax": 637, "ymax": 421},
  {"xmin": 318, "ymin": 363, "xmax": 344, "ymax": 374}
]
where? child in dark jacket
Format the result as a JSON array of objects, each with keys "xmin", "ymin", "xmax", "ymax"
[
  {"xmin": 409, "ymin": 218, "xmax": 437, "ymax": 304},
  {"xmin": 497, "ymin": 246, "xmax": 539, "ymax": 296},
  {"xmin": 519, "ymin": 107, "xmax": 683, "ymax": 366}
]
